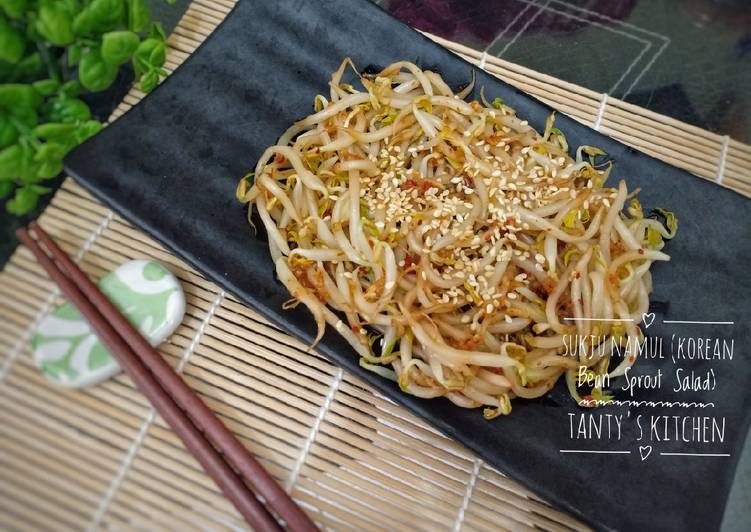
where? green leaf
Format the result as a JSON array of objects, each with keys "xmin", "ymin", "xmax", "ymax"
[
  {"xmin": 0, "ymin": 112, "xmax": 18, "ymax": 147},
  {"xmin": 31, "ymin": 184, "xmax": 52, "ymax": 194},
  {"xmin": 67, "ymin": 43, "xmax": 81, "ymax": 66},
  {"xmin": 14, "ymin": 143, "xmax": 41, "ymax": 183},
  {"xmin": 6, "ymin": 184, "xmax": 39, "ymax": 214},
  {"xmin": 139, "ymin": 68, "xmax": 158, "ymax": 92},
  {"xmin": 34, "ymin": 141, "xmax": 67, "ymax": 163},
  {"xmin": 150, "ymin": 44, "xmax": 165, "ymax": 66},
  {"xmin": 132, "ymin": 38, "xmax": 165, "ymax": 78},
  {"xmin": 71, "ymin": 10, "xmax": 95, "ymax": 36},
  {"xmin": 0, "ymin": 0, "xmax": 26, "ymax": 20},
  {"xmin": 126, "ymin": 0, "xmax": 149, "ymax": 32},
  {"xmin": 73, "ymin": 120, "xmax": 102, "ymax": 142},
  {"xmin": 43, "ymin": 95, "xmax": 91, "ymax": 123},
  {"xmin": 491, "ymin": 97, "xmax": 504, "ymax": 109},
  {"xmin": 79, "ymin": 49, "xmax": 118, "ymax": 92},
  {"xmin": 0, "ymin": 180, "xmax": 13, "ymax": 198},
  {"xmin": 32, "ymin": 78, "xmax": 60, "ymax": 96},
  {"xmin": 0, "ymin": 84, "xmax": 42, "ymax": 111},
  {"xmin": 0, "ymin": 143, "xmax": 23, "ymax": 179},
  {"xmin": 149, "ymin": 21, "xmax": 166, "ymax": 42},
  {"xmin": 36, "ymin": 157, "xmax": 62, "ymax": 179},
  {"xmin": 60, "ymin": 79, "xmax": 80, "ymax": 97},
  {"xmin": 101, "ymin": 30, "xmax": 139, "ymax": 65},
  {"xmin": 36, "ymin": 1, "xmax": 76, "ymax": 46},
  {"xmin": 33, "ymin": 122, "xmax": 76, "ymax": 139},
  {"xmin": 7, "ymin": 105, "xmax": 37, "ymax": 128},
  {"xmin": 8, "ymin": 53, "xmax": 42, "ymax": 82},
  {"xmin": 0, "ymin": 15, "xmax": 25, "ymax": 64},
  {"xmin": 72, "ymin": 0, "xmax": 125, "ymax": 36},
  {"xmin": 59, "ymin": 0, "xmax": 80, "ymax": 13}
]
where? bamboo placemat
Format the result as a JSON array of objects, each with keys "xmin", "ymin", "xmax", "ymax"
[{"xmin": 1, "ymin": 1, "xmax": 749, "ymax": 531}]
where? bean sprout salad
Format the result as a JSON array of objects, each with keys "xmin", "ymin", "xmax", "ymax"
[{"xmin": 237, "ymin": 59, "xmax": 677, "ymax": 418}]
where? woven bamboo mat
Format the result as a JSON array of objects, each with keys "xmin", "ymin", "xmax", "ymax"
[{"xmin": 1, "ymin": 1, "xmax": 749, "ymax": 531}]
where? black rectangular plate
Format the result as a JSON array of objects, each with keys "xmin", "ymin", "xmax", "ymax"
[{"xmin": 65, "ymin": 1, "xmax": 751, "ymax": 530}]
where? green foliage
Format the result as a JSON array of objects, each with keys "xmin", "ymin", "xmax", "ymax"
[
  {"xmin": 0, "ymin": 0, "xmax": 171, "ymax": 215},
  {"xmin": 78, "ymin": 48, "xmax": 117, "ymax": 90},
  {"xmin": 36, "ymin": 0, "xmax": 76, "ymax": 46},
  {"xmin": 0, "ymin": 15, "xmax": 25, "ymax": 63},
  {"xmin": 126, "ymin": 0, "xmax": 148, "ymax": 32},
  {"xmin": 0, "ymin": 0, "xmax": 29, "ymax": 20},
  {"xmin": 101, "ymin": 30, "xmax": 138, "ymax": 65}
]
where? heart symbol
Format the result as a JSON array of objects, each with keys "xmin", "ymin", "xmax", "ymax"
[
  {"xmin": 639, "ymin": 445, "xmax": 652, "ymax": 461},
  {"xmin": 642, "ymin": 312, "xmax": 656, "ymax": 329}
]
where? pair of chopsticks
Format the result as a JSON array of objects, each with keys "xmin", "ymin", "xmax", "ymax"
[{"xmin": 17, "ymin": 222, "xmax": 317, "ymax": 532}]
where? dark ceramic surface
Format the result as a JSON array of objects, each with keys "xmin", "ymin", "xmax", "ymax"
[
  {"xmin": 63, "ymin": 0, "xmax": 751, "ymax": 530},
  {"xmin": 378, "ymin": 0, "xmax": 751, "ymax": 143},
  {"xmin": 5, "ymin": 0, "xmax": 750, "ymax": 261}
]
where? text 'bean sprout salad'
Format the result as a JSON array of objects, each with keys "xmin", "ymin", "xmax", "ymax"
[{"xmin": 237, "ymin": 59, "xmax": 677, "ymax": 418}]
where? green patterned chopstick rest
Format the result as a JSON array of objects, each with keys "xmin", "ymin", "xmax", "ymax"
[{"xmin": 31, "ymin": 260, "xmax": 186, "ymax": 388}]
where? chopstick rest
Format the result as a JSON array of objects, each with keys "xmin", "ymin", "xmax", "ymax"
[{"xmin": 31, "ymin": 259, "xmax": 185, "ymax": 388}]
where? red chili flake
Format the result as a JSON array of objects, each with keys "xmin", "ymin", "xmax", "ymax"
[
  {"xmin": 323, "ymin": 208, "xmax": 332, "ymax": 217},
  {"xmin": 403, "ymin": 179, "xmax": 417, "ymax": 189},
  {"xmin": 421, "ymin": 179, "xmax": 439, "ymax": 192},
  {"xmin": 638, "ymin": 248, "xmax": 645, "ymax": 255},
  {"xmin": 274, "ymin": 154, "xmax": 285, "ymax": 164},
  {"xmin": 575, "ymin": 271, "xmax": 581, "ymax": 279},
  {"xmin": 404, "ymin": 254, "xmax": 418, "ymax": 269},
  {"xmin": 464, "ymin": 175, "xmax": 474, "ymax": 187},
  {"xmin": 352, "ymin": 324, "xmax": 361, "ymax": 334}
]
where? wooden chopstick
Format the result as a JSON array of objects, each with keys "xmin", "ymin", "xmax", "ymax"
[
  {"xmin": 27, "ymin": 222, "xmax": 317, "ymax": 531},
  {"xmin": 18, "ymin": 223, "xmax": 317, "ymax": 532},
  {"xmin": 16, "ymin": 227, "xmax": 280, "ymax": 531}
]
